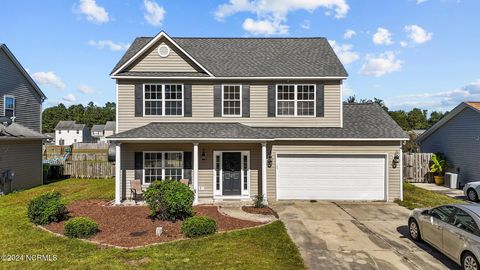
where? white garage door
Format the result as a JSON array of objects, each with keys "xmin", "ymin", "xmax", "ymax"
[{"xmin": 277, "ymin": 154, "xmax": 386, "ymax": 200}]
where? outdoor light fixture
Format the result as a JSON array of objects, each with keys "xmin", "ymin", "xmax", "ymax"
[
  {"xmin": 267, "ymin": 152, "xmax": 273, "ymax": 168},
  {"xmin": 201, "ymin": 149, "xmax": 206, "ymax": 160},
  {"xmin": 392, "ymin": 152, "xmax": 400, "ymax": 168}
]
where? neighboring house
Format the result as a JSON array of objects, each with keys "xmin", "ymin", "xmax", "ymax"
[
  {"xmin": 91, "ymin": 124, "xmax": 105, "ymax": 141},
  {"xmin": 55, "ymin": 121, "xmax": 90, "ymax": 145},
  {"xmin": 0, "ymin": 43, "xmax": 47, "ymax": 193},
  {"xmin": 91, "ymin": 121, "xmax": 116, "ymax": 142},
  {"xmin": 108, "ymin": 31, "xmax": 408, "ymax": 205},
  {"xmin": 43, "ymin": 132, "xmax": 55, "ymax": 145},
  {"xmin": 418, "ymin": 102, "xmax": 480, "ymax": 185}
]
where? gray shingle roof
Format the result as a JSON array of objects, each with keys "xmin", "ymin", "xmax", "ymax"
[
  {"xmin": 55, "ymin": 121, "xmax": 85, "ymax": 130},
  {"xmin": 255, "ymin": 104, "xmax": 408, "ymax": 139},
  {"xmin": 0, "ymin": 122, "xmax": 46, "ymax": 139},
  {"xmin": 104, "ymin": 121, "xmax": 116, "ymax": 131},
  {"xmin": 109, "ymin": 104, "xmax": 408, "ymax": 140},
  {"xmin": 111, "ymin": 36, "xmax": 348, "ymax": 78},
  {"xmin": 115, "ymin": 71, "xmax": 210, "ymax": 77},
  {"xmin": 109, "ymin": 123, "xmax": 272, "ymax": 140},
  {"xmin": 91, "ymin": 124, "xmax": 105, "ymax": 132}
]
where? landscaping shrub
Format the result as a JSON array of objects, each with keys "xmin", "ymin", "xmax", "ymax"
[
  {"xmin": 181, "ymin": 216, "xmax": 217, "ymax": 237},
  {"xmin": 64, "ymin": 217, "xmax": 99, "ymax": 238},
  {"xmin": 144, "ymin": 179, "xmax": 195, "ymax": 221},
  {"xmin": 253, "ymin": 194, "xmax": 264, "ymax": 208},
  {"xmin": 27, "ymin": 191, "xmax": 67, "ymax": 225}
]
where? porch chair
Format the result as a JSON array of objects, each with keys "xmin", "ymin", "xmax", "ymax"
[{"xmin": 130, "ymin": 179, "xmax": 143, "ymax": 204}]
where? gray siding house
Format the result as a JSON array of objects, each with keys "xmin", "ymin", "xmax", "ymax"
[
  {"xmin": 0, "ymin": 44, "xmax": 46, "ymax": 193},
  {"xmin": 108, "ymin": 31, "xmax": 408, "ymax": 205},
  {"xmin": 418, "ymin": 102, "xmax": 480, "ymax": 185}
]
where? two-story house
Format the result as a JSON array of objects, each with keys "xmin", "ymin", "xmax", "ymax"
[
  {"xmin": 108, "ymin": 32, "xmax": 408, "ymax": 205},
  {"xmin": 92, "ymin": 121, "xmax": 116, "ymax": 142},
  {"xmin": 55, "ymin": 121, "xmax": 91, "ymax": 145},
  {"xmin": 0, "ymin": 43, "xmax": 46, "ymax": 193}
]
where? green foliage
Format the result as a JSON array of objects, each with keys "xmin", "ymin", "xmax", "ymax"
[
  {"xmin": 430, "ymin": 153, "xmax": 447, "ymax": 175},
  {"xmin": 144, "ymin": 179, "xmax": 195, "ymax": 221},
  {"xmin": 181, "ymin": 216, "xmax": 217, "ymax": 238},
  {"xmin": 64, "ymin": 217, "xmax": 99, "ymax": 238},
  {"xmin": 407, "ymin": 108, "xmax": 429, "ymax": 130},
  {"xmin": 404, "ymin": 131, "xmax": 420, "ymax": 153},
  {"xmin": 389, "ymin": 110, "xmax": 410, "ymax": 130},
  {"xmin": 253, "ymin": 195, "xmax": 264, "ymax": 208},
  {"xmin": 42, "ymin": 102, "xmax": 116, "ymax": 133},
  {"xmin": 27, "ymin": 191, "xmax": 68, "ymax": 225}
]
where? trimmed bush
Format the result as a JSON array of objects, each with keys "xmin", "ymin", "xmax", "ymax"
[
  {"xmin": 181, "ymin": 216, "xmax": 217, "ymax": 238},
  {"xmin": 27, "ymin": 191, "xmax": 67, "ymax": 225},
  {"xmin": 144, "ymin": 179, "xmax": 195, "ymax": 221},
  {"xmin": 253, "ymin": 194, "xmax": 264, "ymax": 208},
  {"xmin": 64, "ymin": 217, "xmax": 99, "ymax": 238}
]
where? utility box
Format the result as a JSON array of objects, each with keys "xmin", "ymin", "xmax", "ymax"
[{"xmin": 445, "ymin": 172, "xmax": 459, "ymax": 189}]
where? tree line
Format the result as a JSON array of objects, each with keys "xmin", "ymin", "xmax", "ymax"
[
  {"xmin": 345, "ymin": 96, "xmax": 448, "ymax": 131},
  {"xmin": 42, "ymin": 102, "xmax": 115, "ymax": 133}
]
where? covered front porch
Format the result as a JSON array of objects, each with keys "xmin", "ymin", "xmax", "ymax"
[{"xmin": 109, "ymin": 123, "xmax": 273, "ymax": 205}]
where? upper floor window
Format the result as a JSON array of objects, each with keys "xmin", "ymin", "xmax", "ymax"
[
  {"xmin": 222, "ymin": 85, "xmax": 241, "ymax": 116},
  {"xmin": 144, "ymin": 84, "xmax": 183, "ymax": 116},
  {"xmin": 4, "ymin": 96, "xmax": 15, "ymax": 118},
  {"xmin": 276, "ymin": 85, "xmax": 315, "ymax": 117},
  {"xmin": 76, "ymin": 130, "xmax": 80, "ymax": 134}
]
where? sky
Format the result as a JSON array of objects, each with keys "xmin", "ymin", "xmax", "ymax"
[{"xmin": 1, "ymin": 0, "xmax": 479, "ymax": 112}]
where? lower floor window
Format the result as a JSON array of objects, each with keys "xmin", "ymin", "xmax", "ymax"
[{"xmin": 144, "ymin": 152, "xmax": 183, "ymax": 183}]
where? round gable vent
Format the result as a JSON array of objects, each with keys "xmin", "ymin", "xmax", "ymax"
[{"xmin": 157, "ymin": 44, "xmax": 170, "ymax": 58}]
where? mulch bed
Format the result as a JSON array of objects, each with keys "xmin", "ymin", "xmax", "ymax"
[
  {"xmin": 44, "ymin": 200, "xmax": 263, "ymax": 248},
  {"xmin": 242, "ymin": 206, "xmax": 278, "ymax": 218}
]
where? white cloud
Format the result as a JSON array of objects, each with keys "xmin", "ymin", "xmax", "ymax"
[
  {"xmin": 214, "ymin": 0, "xmax": 349, "ymax": 35},
  {"xmin": 88, "ymin": 40, "xmax": 130, "ymax": 51},
  {"xmin": 416, "ymin": 0, "xmax": 428, "ymax": 4},
  {"xmin": 387, "ymin": 80, "xmax": 480, "ymax": 111},
  {"xmin": 400, "ymin": 41, "xmax": 408, "ymax": 47},
  {"xmin": 328, "ymin": 40, "xmax": 359, "ymax": 65},
  {"xmin": 76, "ymin": 0, "xmax": 109, "ymax": 24},
  {"xmin": 242, "ymin": 18, "xmax": 288, "ymax": 35},
  {"xmin": 342, "ymin": 83, "xmax": 355, "ymax": 98},
  {"xmin": 343, "ymin": 29, "xmax": 356, "ymax": 39},
  {"xmin": 78, "ymin": 85, "xmax": 95, "ymax": 94},
  {"xmin": 372, "ymin": 27, "xmax": 393, "ymax": 45},
  {"xmin": 144, "ymin": 0, "xmax": 165, "ymax": 26},
  {"xmin": 300, "ymin": 20, "xmax": 311, "ymax": 29},
  {"xmin": 405, "ymin": 24, "xmax": 433, "ymax": 44},
  {"xmin": 359, "ymin": 51, "xmax": 403, "ymax": 77},
  {"xmin": 62, "ymin": 93, "xmax": 77, "ymax": 103},
  {"xmin": 31, "ymin": 71, "xmax": 66, "ymax": 90}
]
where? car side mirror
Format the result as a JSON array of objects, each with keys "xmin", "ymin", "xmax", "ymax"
[{"xmin": 421, "ymin": 209, "xmax": 430, "ymax": 216}]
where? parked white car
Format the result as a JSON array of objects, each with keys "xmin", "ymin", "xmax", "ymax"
[{"xmin": 464, "ymin": 182, "xmax": 480, "ymax": 202}]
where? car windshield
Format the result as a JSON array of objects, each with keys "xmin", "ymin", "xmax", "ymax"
[{"xmin": 451, "ymin": 209, "xmax": 479, "ymax": 235}]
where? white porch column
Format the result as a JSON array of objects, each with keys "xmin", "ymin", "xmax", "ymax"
[
  {"xmin": 114, "ymin": 142, "xmax": 122, "ymax": 205},
  {"xmin": 193, "ymin": 143, "xmax": 199, "ymax": 205},
  {"xmin": 261, "ymin": 142, "xmax": 268, "ymax": 205}
]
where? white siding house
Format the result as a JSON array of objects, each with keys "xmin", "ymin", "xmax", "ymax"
[{"xmin": 55, "ymin": 121, "xmax": 90, "ymax": 145}]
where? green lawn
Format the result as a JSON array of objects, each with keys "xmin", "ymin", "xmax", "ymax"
[
  {"xmin": 0, "ymin": 178, "xmax": 304, "ymax": 270},
  {"xmin": 396, "ymin": 182, "xmax": 465, "ymax": 210}
]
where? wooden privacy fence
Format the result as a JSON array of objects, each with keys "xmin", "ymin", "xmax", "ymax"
[
  {"xmin": 64, "ymin": 161, "xmax": 115, "ymax": 179},
  {"xmin": 403, "ymin": 153, "xmax": 434, "ymax": 183}
]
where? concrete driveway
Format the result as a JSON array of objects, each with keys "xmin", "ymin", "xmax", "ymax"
[{"xmin": 271, "ymin": 201, "xmax": 460, "ymax": 270}]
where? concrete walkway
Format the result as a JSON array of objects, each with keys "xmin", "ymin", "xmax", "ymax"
[
  {"xmin": 219, "ymin": 206, "xmax": 277, "ymax": 223},
  {"xmin": 412, "ymin": 183, "xmax": 467, "ymax": 200},
  {"xmin": 272, "ymin": 201, "xmax": 459, "ymax": 270}
]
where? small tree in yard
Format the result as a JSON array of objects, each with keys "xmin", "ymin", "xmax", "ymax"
[{"xmin": 144, "ymin": 179, "xmax": 194, "ymax": 221}]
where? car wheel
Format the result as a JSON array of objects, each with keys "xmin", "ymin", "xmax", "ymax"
[
  {"xmin": 468, "ymin": 189, "xmax": 479, "ymax": 202},
  {"xmin": 462, "ymin": 251, "xmax": 479, "ymax": 270},
  {"xmin": 409, "ymin": 218, "xmax": 421, "ymax": 241}
]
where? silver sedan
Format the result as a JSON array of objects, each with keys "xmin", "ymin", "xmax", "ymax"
[
  {"xmin": 408, "ymin": 204, "xmax": 480, "ymax": 270},
  {"xmin": 464, "ymin": 182, "xmax": 480, "ymax": 202}
]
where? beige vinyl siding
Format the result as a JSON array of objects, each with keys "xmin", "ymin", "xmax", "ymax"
[
  {"xmin": 0, "ymin": 50, "xmax": 43, "ymax": 132},
  {"xmin": 120, "ymin": 143, "xmax": 262, "ymax": 201},
  {"xmin": 127, "ymin": 39, "xmax": 202, "ymax": 73},
  {"xmin": 0, "ymin": 140, "xmax": 43, "ymax": 192},
  {"xmin": 266, "ymin": 141, "xmax": 403, "ymax": 202},
  {"xmin": 117, "ymin": 81, "xmax": 342, "ymax": 132}
]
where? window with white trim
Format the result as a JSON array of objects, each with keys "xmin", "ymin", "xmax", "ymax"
[
  {"xmin": 144, "ymin": 84, "xmax": 183, "ymax": 116},
  {"xmin": 276, "ymin": 84, "xmax": 315, "ymax": 116},
  {"xmin": 222, "ymin": 85, "xmax": 241, "ymax": 116},
  {"xmin": 4, "ymin": 96, "xmax": 15, "ymax": 118},
  {"xmin": 144, "ymin": 152, "xmax": 183, "ymax": 183}
]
